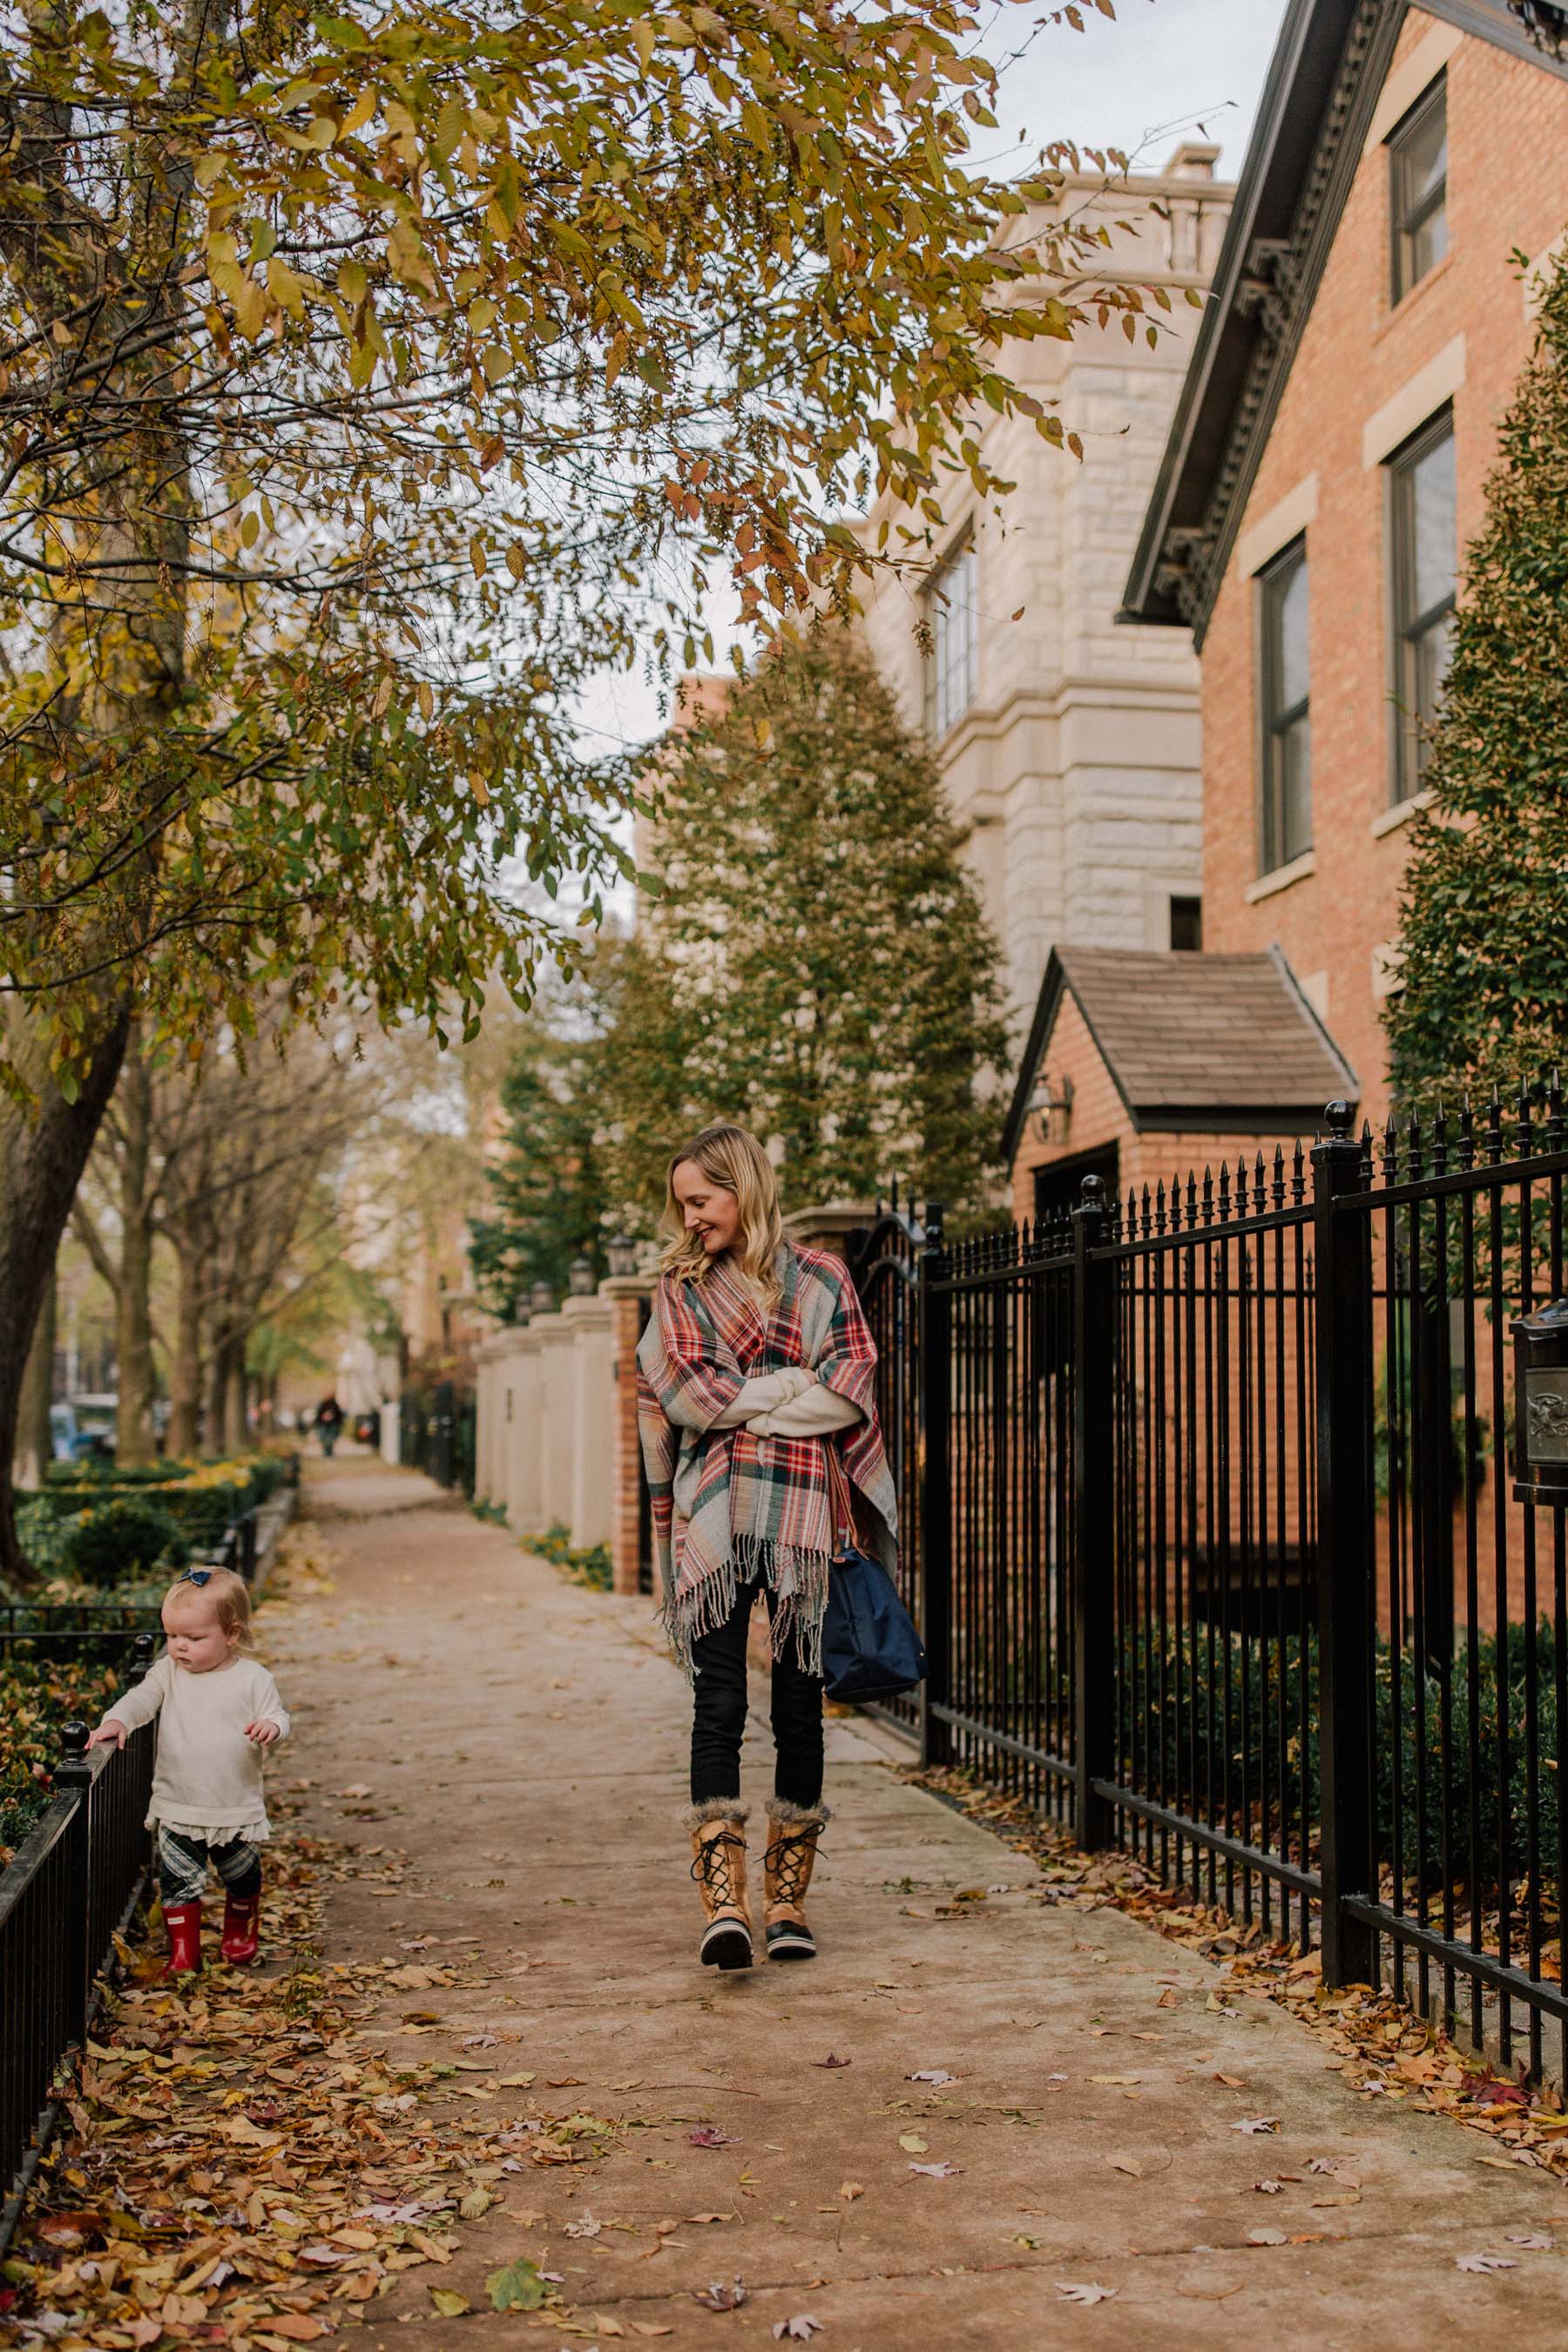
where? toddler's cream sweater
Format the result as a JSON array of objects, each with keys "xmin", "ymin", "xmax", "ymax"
[{"xmin": 98, "ymin": 1652, "xmax": 290, "ymax": 1840}]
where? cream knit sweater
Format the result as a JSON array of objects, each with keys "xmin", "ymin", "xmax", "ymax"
[{"xmin": 98, "ymin": 1652, "xmax": 290, "ymax": 1840}]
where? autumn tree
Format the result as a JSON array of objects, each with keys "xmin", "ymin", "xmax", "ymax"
[
  {"xmin": 595, "ymin": 632, "xmax": 1010, "ymax": 1221},
  {"xmin": 0, "ymin": 0, "xmax": 1147, "ymax": 1563},
  {"xmin": 468, "ymin": 961, "xmax": 618, "ymax": 1318},
  {"xmin": 1387, "ymin": 254, "xmax": 1568, "ymax": 1105}
]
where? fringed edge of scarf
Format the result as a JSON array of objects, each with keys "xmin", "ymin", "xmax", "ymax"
[{"xmin": 663, "ymin": 1534, "xmax": 832, "ymax": 1685}]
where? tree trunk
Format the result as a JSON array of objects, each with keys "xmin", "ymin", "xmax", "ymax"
[
  {"xmin": 223, "ymin": 1348, "xmax": 248, "ymax": 1456},
  {"xmin": 0, "ymin": 1010, "xmax": 132, "ymax": 1580},
  {"xmin": 204, "ymin": 1316, "xmax": 232, "ymax": 1458},
  {"xmin": 115, "ymin": 1043, "xmax": 158, "ymax": 1466},
  {"xmin": 14, "ymin": 1263, "xmax": 57, "ymax": 1495},
  {"xmin": 168, "ymin": 1242, "xmax": 205, "ymax": 1458}
]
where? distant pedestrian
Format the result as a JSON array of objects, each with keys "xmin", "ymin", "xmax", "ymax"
[
  {"xmin": 638, "ymin": 1122, "xmax": 897, "ymax": 1970},
  {"xmin": 88, "ymin": 1566, "xmax": 289, "ymax": 1975},
  {"xmin": 313, "ymin": 1393, "xmax": 345, "ymax": 1457}
]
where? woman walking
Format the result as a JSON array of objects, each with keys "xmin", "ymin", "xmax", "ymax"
[{"xmin": 638, "ymin": 1123, "xmax": 897, "ymax": 1970}]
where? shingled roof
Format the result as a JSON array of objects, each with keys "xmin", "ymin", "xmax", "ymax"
[{"xmin": 1001, "ymin": 945, "xmax": 1360, "ymax": 1163}]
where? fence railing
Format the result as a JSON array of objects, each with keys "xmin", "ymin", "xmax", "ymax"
[
  {"xmin": 0, "ymin": 1638, "xmax": 156, "ymax": 2246},
  {"xmin": 849, "ymin": 1087, "xmax": 1568, "ymax": 2079},
  {"xmin": 843, "ymin": 1194, "xmax": 926, "ymax": 1736},
  {"xmin": 401, "ymin": 1382, "xmax": 476, "ymax": 1497}
]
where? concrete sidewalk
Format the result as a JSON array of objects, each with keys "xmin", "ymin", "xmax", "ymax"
[{"xmin": 264, "ymin": 1458, "xmax": 1568, "ymax": 2349}]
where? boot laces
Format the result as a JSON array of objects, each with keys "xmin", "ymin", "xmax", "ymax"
[
  {"xmin": 765, "ymin": 1825, "xmax": 821, "ymax": 1907},
  {"xmin": 691, "ymin": 1828, "xmax": 747, "ymax": 1897}
]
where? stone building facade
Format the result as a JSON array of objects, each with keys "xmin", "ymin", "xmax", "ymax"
[{"xmin": 855, "ymin": 147, "xmax": 1235, "ymax": 1037}]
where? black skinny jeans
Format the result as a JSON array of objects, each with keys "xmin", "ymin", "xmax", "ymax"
[{"xmin": 690, "ymin": 1578, "xmax": 824, "ymax": 1808}]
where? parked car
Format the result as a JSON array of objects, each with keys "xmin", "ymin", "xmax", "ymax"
[{"xmin": 67, "ymin": 1395, "xmax": 118, "ymax": 1460}]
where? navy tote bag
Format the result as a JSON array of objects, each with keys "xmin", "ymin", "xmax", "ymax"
[{"xmin": 820, "ymin": 1446, "xmax": 926, "ymax": 1702}]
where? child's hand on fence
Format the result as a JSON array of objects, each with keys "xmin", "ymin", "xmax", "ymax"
[
  {"xmin": 86, "ymin": 1720, "xmax": 126, "ymax": 1752},
  {"xmin": 244, "ymin": 1720, "xmax": 281, "ymax": 1746}
]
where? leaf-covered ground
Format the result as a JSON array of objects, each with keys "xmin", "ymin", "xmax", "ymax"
[
  {"xmin": 906, "ymin": 1764, "xmax": 1568, "ymax": 2176},
  {"xmin": 0, "ymin": 1816, "xmax": 612, "ymax": 2351}
]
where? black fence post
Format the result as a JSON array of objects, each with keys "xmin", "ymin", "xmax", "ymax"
[
  {"xmin": 918, "ymin": 1202, "xmax": 951, "ymax": 1770},
  {"xmin": 1072, "ymin": 1174, "xmax": 1116, "ymax": 1848},
  {"xmin": 240, "ymin": 1511, "xmax": 258, "ymax": 1584},
  {"xmin": 54, "ymin": 1721, "xmax": 93, "ymax": 2050},
  {"xmin": 1312, "ymin": 1100, "xmax": 1378, "ymax": 1989}
]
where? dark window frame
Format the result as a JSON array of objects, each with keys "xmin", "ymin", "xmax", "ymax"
[
  {"xmin": 1387, "ymin": 405, "xmax": 1456, "ymax": 805},
  {"xmin": 1169, "ymin": 895, "xmax": 1203, "ymax": 953},
  {"xmin": 1255, "ymin": 536, "xmax": 1312, "ymax": 877},
  {"xmin": 1389, "ymin": 77, "xmax": 1449, "ymax": 305},
  {"xmin": 923, "ymin": 533, "xmax": 977, "ymax": 740}
]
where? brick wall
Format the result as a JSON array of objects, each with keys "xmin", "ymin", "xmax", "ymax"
[
  {"xmin": 1200, "ymin": 14, "xmax": 1568, "ymax": 1128},
  {"xmin": 1009, "ymin": 988, "xmax": 1326, "ymax": 1227},
  {"xmin": 606, "ymin": 1281, "xmax": 652, "ymax": 1597}
]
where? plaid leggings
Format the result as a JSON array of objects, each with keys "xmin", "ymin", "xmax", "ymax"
[{"xmin": 158, "ymin": 1826, "xmax": 262, "ymax": 1909}]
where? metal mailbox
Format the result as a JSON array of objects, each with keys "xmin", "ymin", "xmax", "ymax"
[{"xmin": 1512, "ymin": 1295, "xmax": 1568, "ymax": 1505}]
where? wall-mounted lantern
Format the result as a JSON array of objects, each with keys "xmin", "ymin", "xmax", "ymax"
[
  {"xmin": 530, "ymin": 1279, "xmax": 556, "ymax": 1316},
  {"xmin": 568, "ymin": 1254, "xmax": 595, "ymax": 1296},
  {"xmin": 606, "ymin": 1233, "xmax": 639, "ymax": 1279},
  {"xmin": 1512, "ymin": 1296, "xmax": 1568, "ymax": 1505},
  {"xmin": 1027, "ymin": 1071, "xmax": 1074, "ymax": 1151}
]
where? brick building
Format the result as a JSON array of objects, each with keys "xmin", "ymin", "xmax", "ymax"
[
  {"xmin": 855, "ymin": 147, "xmax": 1234, "ymax": 1037},
  {"xmin": 1117, "ymin": 0, "xmax": 1568, "ymax": 1134},
  {"xmin": 1004, "ymin": 944, "xmax": 1355, "ymax": 1226}
]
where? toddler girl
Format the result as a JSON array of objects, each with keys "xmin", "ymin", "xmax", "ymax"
[{"xmin": 89, "ymin": 1565, "xmax": 290, "ymax": 1975}]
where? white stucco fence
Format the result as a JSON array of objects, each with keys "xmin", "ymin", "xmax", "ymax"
[{"xmin": 473, "ymin": 1293, "xmax": 615, "ymax": 1549}]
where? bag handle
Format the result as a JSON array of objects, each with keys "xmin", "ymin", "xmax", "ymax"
[{"xmin": 825, "ymin": 1440, "xmax": 856, "ymax": 1557}]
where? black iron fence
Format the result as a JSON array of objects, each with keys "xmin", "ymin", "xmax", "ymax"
[
  {"xmin": 849, "ymin": 1088, "xmax": 1568, "ymax": 2078},
  {"xmin": 0, "ymin": 1639, "xmax": 156, "ymax": 2245},
  {"xmin": 402, "ymin": 1382, "xmax": 476, "ymax": 1497}
]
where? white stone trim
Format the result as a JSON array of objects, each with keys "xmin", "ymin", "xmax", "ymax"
[
  {"xmin": 1362, "ymin": 21, "xmax": 1462, "ymax": 157},
  {"xmin": 1141, "ymin": 870, "xmax": 1203, "ymax": 950},
  {"xmin": 1361, "ymin": 336, "xmax": 1465, "ymax": 469},
  {"xmin": 1370, "ymin": 787, "xmax": 1433, "ymax": 839},
  {"xmin": 1246, "ymin": 848, "xmax": 1317, "ymax": 904},
  {"xmin": 1372, "ymin": 941, "xmax": 1407, "ymax": 1001},
  {"xmin": 1297, "ymin": 970, "xmax": 1331, "ymax": 1027},
  {"xmin": 1235, "ymin": 473, "xmax": 1319, "ymax": 582},
  {"xmin": 1524, "ymin": 226, "xmax": 1568, "ymax": 321}
]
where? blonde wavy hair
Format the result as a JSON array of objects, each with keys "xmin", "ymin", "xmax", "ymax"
[{"xmin": 659, "ymin": 1122, "xmax": 786, "ymax": 1304}]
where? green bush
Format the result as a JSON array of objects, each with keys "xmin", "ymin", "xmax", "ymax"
[
  {"xmin": 16, "ymin": 1496, "xmax": 78, "ymax": 1580},
  {"xmin": 1115, "ymin": 1617, "xmax": 1560, "ymax": 1895},
  {"xmin": 527, "ymin": 1520, "xmax": 613, "ymax": 1591},
  {"xmin": 59, "ymin": 1497, "xmax": 189, "ymax": 1589},
  {"xmin": 32, "ymin": 1456, "xmax": 276, "ymax": 1541}
]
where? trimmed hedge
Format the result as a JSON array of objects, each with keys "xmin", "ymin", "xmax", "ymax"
[
  {"xmin": 16, "ymin": 1492, "xmax": 189, "ymax": 1588},
  {"xmin": 1117, "ymin": 1619, "xmax": 1560, "ymax": 1892},
  {"xmin": 25, "ymin": 1455, "xmax": 284, "ymax": 1546}
]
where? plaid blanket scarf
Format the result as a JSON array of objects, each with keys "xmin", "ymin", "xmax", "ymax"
[{"xmin": 637, "ymin": 1242, "xmax": 898, "ymax": 1680}]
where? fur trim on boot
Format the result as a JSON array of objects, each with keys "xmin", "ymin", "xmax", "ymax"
[
  {"xmin": 762, "ymin": 1801, "xmax": 828, "ymax": 1961},
  {"xmin": 683, "ymin": 1797, "xmax": 750, "ymax": 1830}
]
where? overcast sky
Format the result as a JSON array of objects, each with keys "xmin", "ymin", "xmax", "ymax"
[
  {"xmin": 987, "ymin": 0, "xmax": 1288, "ymax": 180},
  {"xmin": 570, "ymin": 0, "xmax": 1292, "ymax": 768}
]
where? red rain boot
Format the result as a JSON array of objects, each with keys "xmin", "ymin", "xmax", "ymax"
[
  {"xmin": 220, "ymin": 1889, "xmax": 261, "ymax": 1966},
  {"xmin": 163, "ymin": 1901, "xmax": 202, "ymax": 1977}
]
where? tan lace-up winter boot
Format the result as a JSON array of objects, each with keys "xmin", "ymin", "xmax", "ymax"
[
  {"xmin": 686, "ymin": 1802, "xmax": 753, "ymax": 1970},
  {"xmin": 762, "ymin": 1800, "xmax": 829, "ymax": 1960}
]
